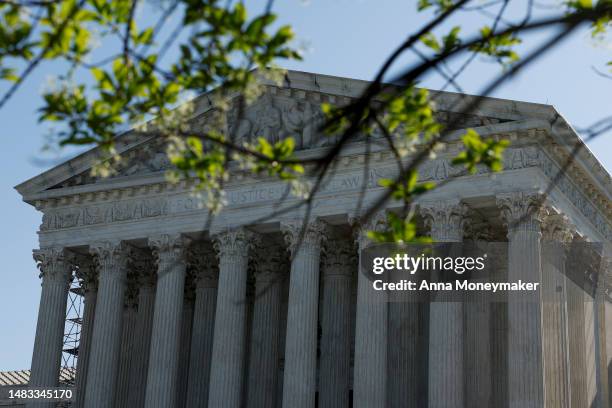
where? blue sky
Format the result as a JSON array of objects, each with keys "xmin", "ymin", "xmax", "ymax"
[{"xmin": 0, "ymin": 0, "xmax": 611, "ymax": 370}]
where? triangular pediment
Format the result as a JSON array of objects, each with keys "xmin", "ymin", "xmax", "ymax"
[{"xmin": 15, "ymin": 70, "xmax": 604, "ymax": 202}]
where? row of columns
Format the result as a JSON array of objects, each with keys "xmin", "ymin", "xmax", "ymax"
[{"xmin": 27, "ymin": 192, "xmax": 608, "ymax": 408}]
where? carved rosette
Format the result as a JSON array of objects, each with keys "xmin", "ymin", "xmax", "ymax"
[
  {"xmin": 420, "ymin": 200, "xmax": 468, "ymax": 242},
  {"xmin": 89, "ymin": 240, "xmax": 129, "ymax": 280},
  {"xmin": 213, "ymin": 228, "xmax": 258, "ymax": 261},
  {"xmin": 322, "ymin": 240, "xmax": 354, "ymax": 278},
  {"xmin": 149, "ymin": 234, "xmax": 189, "ymax": 277},
  {"xmin": 33, "ymin": 247, "xmax": 72, "ymax": 285},
  {"xmin": 281, "ymin": 219, "xmax": 328, "ymax": 259},
  {"xmin": 496, "ymin": 192, "xmax": 546, "ymax": 236},
  {"xmin": 188, "ymin": 245, "xmax": 219, "ymax": 289},
  {"xmin": 350, "ymin": 211, "xmax": 387, "ymax": 251}
]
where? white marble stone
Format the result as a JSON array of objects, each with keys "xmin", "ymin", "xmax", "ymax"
[
  {"xmin": 281, "ymin": 220, "xmax": 327, "ymax": 408},
  {"xmin": 144, "ymin": 234, "xmax": 188, "ymax": 408}
]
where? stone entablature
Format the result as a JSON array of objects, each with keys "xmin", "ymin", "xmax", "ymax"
[{"xmin": 33, "ymin": 141, "xmax": 611, "ymax": 245}]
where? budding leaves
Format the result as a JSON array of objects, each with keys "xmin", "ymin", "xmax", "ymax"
[{"xmin": 452, "ymin": 129, "xmax": 509, "ymax": 174}]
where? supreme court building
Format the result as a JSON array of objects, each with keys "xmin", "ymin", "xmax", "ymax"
[{"xmin": 15, "ymin": 71, "xmax": 612, "ymax": 407}]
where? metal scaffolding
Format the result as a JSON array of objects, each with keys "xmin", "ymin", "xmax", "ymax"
[{"xmin": 61, "ymin": 270, "xmax": 83, "ymax": 386}]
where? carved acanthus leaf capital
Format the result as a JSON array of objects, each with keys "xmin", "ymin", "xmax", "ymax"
[
  {"xmin": 322, "ymin": 240, "xmax": 354, "ymax": 278},
  {"xmin": 420, "ymin": 200, "xmax": 468, "ymax": 242},
  {"xmin": 252, "ymin": 244, "xmax": 287, "ymax": 282},
  {"xmin": 89, "ymin": 240, "xmax": 129, "ymax": 279},
  {"xmin": 149, "ymin": 234, "xmax": 189, "ymax": 273},
  {"xmin": 281, "ymin": 219, "xmax": 328, "ymax": 257},
  {"xmin": 72, "ymin": 253, "xmax": 98, "ymax": 293},
  {"xmin": 213, "ymin": 228, "xmax": 259, "ymax": 260},
  {"xmin": 541, "ymin": 210, "xmax": 575, "ymax": 242},
  {"xmin": 33, "ymin": 247, "xmax": 72, "ymax": 283},
  {"xmin": 350, "ymin": 210, "xmax": 387, "ymax": 250},
  {"xmin": 496, "ymin": 192, "xmax": 546, "ymax": 235},
  {"xmin": 188, "ymin": 245, "xmax": 219, "ymax": 288}
]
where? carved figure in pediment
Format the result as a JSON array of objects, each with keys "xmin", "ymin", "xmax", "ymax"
[
  {"xmin": 252, "ymin": 95, "xmax": 282, "ymax": 143},
  {"xmin": 229, "ymin": 117, "xmax": 253, "ymax": 143}
]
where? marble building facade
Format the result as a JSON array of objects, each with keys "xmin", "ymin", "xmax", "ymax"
[{"xmin": 15, "ymin": 71, "xmax": 612, "ymax": 407}]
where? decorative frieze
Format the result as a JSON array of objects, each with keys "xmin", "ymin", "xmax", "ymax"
[{"xmin": 35, "ymin": 143, "xmax": 611, "ymax": 243}]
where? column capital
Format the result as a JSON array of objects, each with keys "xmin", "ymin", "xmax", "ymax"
[
  {"xmin": 541, "ymin": 210, "xmax": 575, "ymax": 242},
  {"xmin": 281, "ymin": 219, "xmax": 328, "ymax": 257},
  {"xmin": 496, "ymin": 191, "xmax": 546, "ymax": 236},
  {"xmin": 149, "ymin": 234, "xmax": 190, "ymax": 277},
  {"xmin": 252, "ymin": 244, "xmax": 287, "ymax": 283},
  {"xmin": 350, "ymin": 210, "xmax": 387, "ymax": 250},
  {"xmin": 213, "ymin": 228, "xmax": 259, "ymax": 259},
  {"xmin": 188, "ymin": 245, "xmax": 219, "ymax": 288},
  {"xmin": 33, "ymin": 246, "xmax": 72, "ymax": 284},
  {"xmin": 73, "ymin": 254, "xmax": 98, "ymax": 294},
  {"xmin": 420, "ymin": 200, "xmax": 468, "ymax": 242},
  {"xmin": 89, "ymin": 240, "xmax": 130, "ymax": 278},
  {"xmin": 322, "ymin": 240, "xmax": 354, "ymax": 278}
]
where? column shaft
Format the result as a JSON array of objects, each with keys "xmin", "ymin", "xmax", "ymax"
[
  {"xmin": 498, "ymin": 193, "xmax": 545, "ymax": 408},
  {"xmin": 281, "ymin": 221, "xmax": 326, "ymax": 408},
  {"xmin": 352, "ymin": 214, "xmax": 388, "ymax": 408},
  {"xmin": 176, "ymin": 301, "xmax": 194, "ymax": 408},
  {"xmin": 115, "ymin": 305, "xmax": 137, "ymax": 407},
  {"xmin": 75, "ymin": 289, "xmax": 97, "ymax": 408},
  {"xmin": 186, "ymin": 283, "xmax": 217, "ymax": 407},
  {"xmin": 247, "ymin": 248, "xmax": 284, "ymax": 408},
  {"xmin": 319, "ymin": 242, "xmax": 353, "ymax": 408},
  {"xmin": 208, "ymin": 229, "xmax": 255, "ymax": 408},
  {"xmin": 84, "ymin": 241, "xmax": 129, "ymax": 408},
  {"xmin": 144, "ymin": 234, "xmax": 187, "ymax": 408},
  {"xmin": 27, "ymin": 248, "xmax": 71, "ymax": 408},
  {"xmin": 421, "ymin": 201, "xmax": 467, "ymax": 408},
  {"xmin": 127, "ymin": 279, "xmax": 155, "ymax": 408}
]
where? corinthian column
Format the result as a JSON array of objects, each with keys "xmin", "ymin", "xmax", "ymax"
[
  {"xmin": 352, "ymin": 212, "xmax": 388, "ymax": 408},
  {"xmin": 319, "ymin": 240, "xmax": 353, "ymax": 408},
  {"xmin": 281, "ymin": 220, "xmax": 327, "ymax": 408},
  {"xmin": 127, "ymin": 255, "xmax": 156, "ymax": 408},
  {"xmin": 74, "ymin": 256, "xmax": 98, "ymax": 408},
  {"xmin": 247, "ymin": 244, "xmax": 285, "ymax": 408},
  {"xmin": 497, "ymin": 192, "xmax": 545, "ymax": 408},
  {"xmin": 27, "ymin": 247, "xmax": 72, "ymax": 408},
  {"xmin": 144, "ymin": 234, "xmax": 188, "ymax": 408},
  {"xmin": 208, "ymin": 229, "xmax": 258, "ymax": 408},
  {"xmin": 115, "ymin": 267, "xmax": 139, "ymax": 408},
  {"xmin": 420, "ymin": 200, "xmax": 467, "ymax": 408},
  {"xmin": 185, "ymin": 246, "xmax": 218, "ymax": 408},
  {"xmin": 84, "ymin": 241, "xmax": 129, "ymax": 408},
  {"xmin": 541, "ymin": 212, "xmax": 573, "ymax": 408}
]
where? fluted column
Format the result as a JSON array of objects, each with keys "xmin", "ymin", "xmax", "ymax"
[
  {"xmin": 27, "ymin": 247, "xmax": 72, "ymax": 408},
  {"xmin": 74, "ymin": 256, "xmax": 98, "ymax": 408},
  {"xmin": 185, "ymin": 246, "xmax": 218, "ymax": 408},
  {"xmin": 352, "ymin": 212, "xmax": 388, "ymax": 408},
  {"xmin": 281, "ymin": 220, "xmax": 327, "ymax": 408},
  {"xmin": 208, "ymin": 229, "xmax": 257, "ymax": 408},
  {"xmin": 84, "ymin": 241, "xmax": 129, "ymax": 408},
  {"xmin": 144, "ymin": 234, "xmax": 189, "ymax": 408},
  {"xmin": 421, "ymin": 200, "xmax": 467, "ymax": 408},
  {"xmin": 247, "ymin": 244, "xmax": 286, "ymax": 408},
  {"xmin": 541, "ymin": 212, "xmax": 573, "ymax": 408},
  {"xmin": 115, "ymin": 267, "xmax": 139, "ymax": 408},
  {"xmin": 497, "ymin": 192, "xmax": 545, "ymax": 408},
  {"xmin": 463, "ymin": 224, "xmax": 493, "ymax": 408},
  {"xmin": 127, "ymin": 256, "xmax": 156, "ymax": 408},
  {"xmin": 319, "ymin": 240, "xmax": 353, "ymax": 408},
  {"xmin": 176, "ymin": 284, "xmax": 195, "ymax": 408}
]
